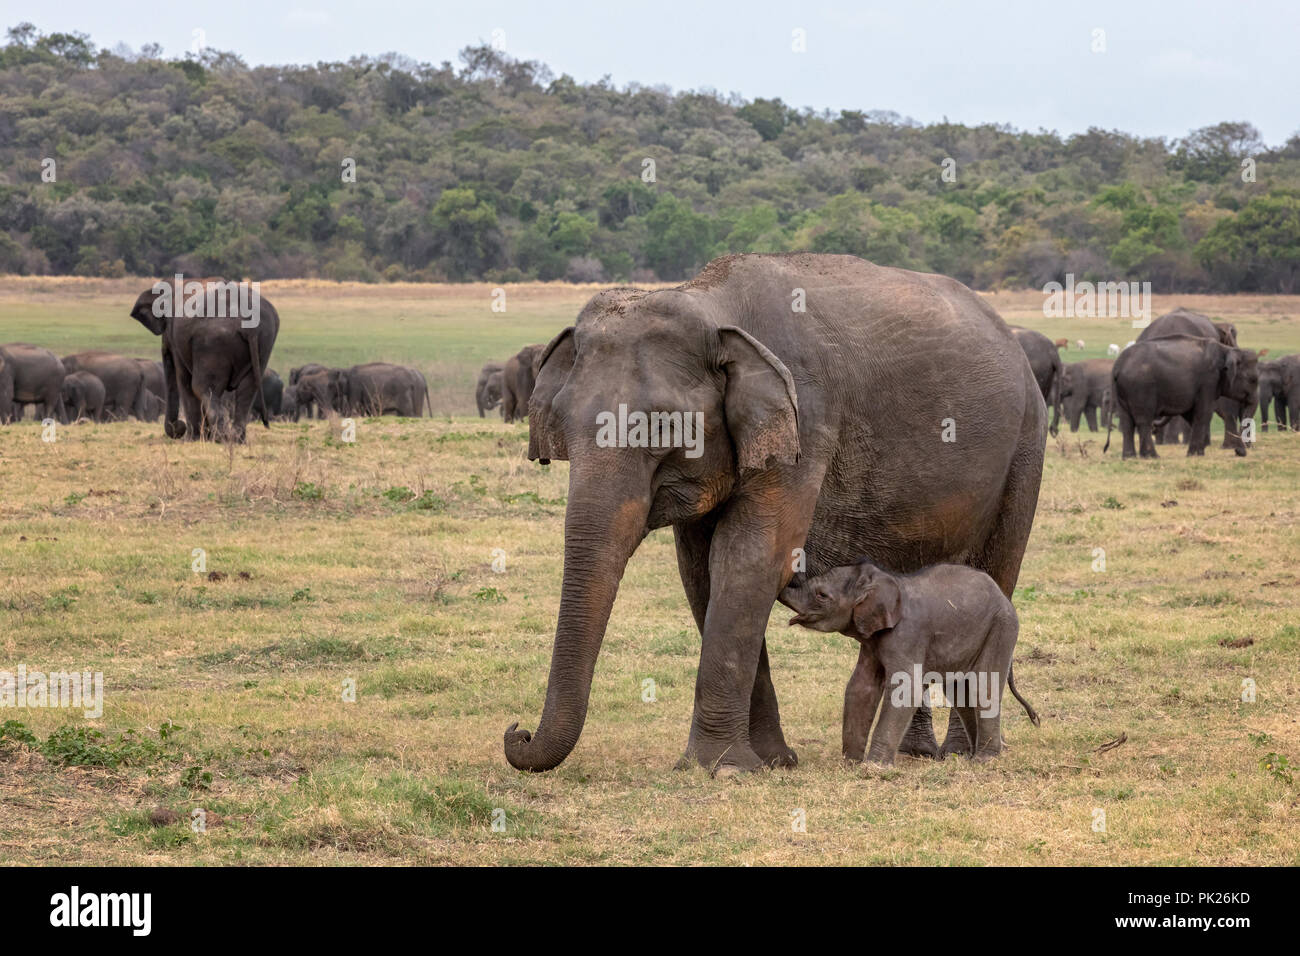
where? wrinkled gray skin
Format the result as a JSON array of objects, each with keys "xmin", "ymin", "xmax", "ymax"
[
  {"xmin": 289, "ymin": 364, "xmax": 329, "ymax": 419},
  {"xmin": 1059, "ymin": 359, "xmax": 1114, "ymax": 432},
  {"xmin": 476, "ymin": 362, "xmax": 504, "ymax": 417},
  {"xmin": 1257, "ymin": 359, "xmax": 1290, "ymax": 431},
  {"xmin": 505, "ymin": 253, "xmax": 1046, "ymax": 775},
  {"xmin": 59, "ymin": 371, "xmax": 106, "ymax": 422},
  {"xmin": 780, "ymin": 560, "xmax": 1039, "ymax": 764},
  {"xmin": 1106, "ymin": 335, "xmax": 1258, "ymax": 458},
  {"xmin": 1138, "ymin": 309, "xmax": 1253, "ymax": 452},
  {"xmin": 62, "ymin": 352, "xmax": 148, "ymax": 421},
  {"xmin": 1008, "ymin": 327, "xmax": 1062, "ymax": 437},
  {"xmin": 129, "ymin": 279, "xmax": 279, "ymax": 443},
  {"xmin": 344, "ymin": 362, "xmax": 429, "ymax": 417},
  {"xmin": 501, "ymin": 344, "xmax": 543, "ymax": 423},
  {"xmin": 1, "ymin": 343, "xmax": 66, "ymax": 423}
]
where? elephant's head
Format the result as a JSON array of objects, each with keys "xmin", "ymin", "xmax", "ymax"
[
  {"xmin": 1213, "ymin": 322, "xmax": 1239, "ymax": 348},
  {"xmin": 129, "ymin": 284, "xmax": 171, "ymax": 336},
  {"xmin": 780, "ymin": 560, "xmax": 901, "ymax": 638},
  {"xmin": 1221, "ymin": 346, "xmax": 1260, "ymax": 407},
  {"xmin": 504, "ymin": 289, "xmax": 801, "ymax": 772}
]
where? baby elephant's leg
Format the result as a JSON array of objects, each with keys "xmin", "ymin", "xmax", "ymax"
[
  {"xmin": 865, "ymin": 658, "xmax": 918, "ymax": 765},
  {"xmin": 843, "ymin": 643, "xmax": 884, "ymax": 763},
  {"xmin": 973, "ymin": 613, "xmax": 1017, "ymax": 760}
]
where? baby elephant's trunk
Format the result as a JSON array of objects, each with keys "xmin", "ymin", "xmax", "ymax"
[{"xmin": 1007, "ymin": 664, "xmax": 1040, "ymax": 727}]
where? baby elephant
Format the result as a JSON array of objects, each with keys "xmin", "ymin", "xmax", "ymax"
[{"xmin": 780, "ymin": 560, "xmax": 1039, "ymax": 765}]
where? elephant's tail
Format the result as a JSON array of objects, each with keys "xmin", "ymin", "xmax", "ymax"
[
  {"xmin": 1103, "ymin": 378, "xmax": 1116, "ymax": 453},
  {"xmin": 1007, "ymin": 663, "xmax": 1040, "ymax": 727},
  {"xmin": 423, "ymin": 382, "xmax": 432, "ymax": 418},
  {"xmin": 249, "ymin": 334, "xmax": 269, "ymax": 429}
]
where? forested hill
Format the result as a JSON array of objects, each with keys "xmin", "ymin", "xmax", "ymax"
[{"xmin": 1, "ymin": 23, "xmax": 1298, "ymax": 291}]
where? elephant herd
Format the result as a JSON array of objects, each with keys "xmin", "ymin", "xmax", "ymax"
[
  {"xmin": 474, "ymin": 343, "xmax": 544, "ymax": 422},
  {"xmin": 1, "ymin": 279, "xmax": 432, "ymax": 440},
  {"xmin": 1009, "ymin": 308, "xmax": 1300, "ymax": 459},
  {"xmin": 285, "ymin": 362, "xmax": 432, "ymax": 421}
]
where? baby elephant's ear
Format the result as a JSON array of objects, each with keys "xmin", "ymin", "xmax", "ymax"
[{"xmin": 852, "ymin": 574, "xmax": 902, "ymax": 636}]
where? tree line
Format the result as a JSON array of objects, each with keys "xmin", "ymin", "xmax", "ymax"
[{"xmin": 1, "ymin": 23, "xmax": 1298, "ymax": 291}]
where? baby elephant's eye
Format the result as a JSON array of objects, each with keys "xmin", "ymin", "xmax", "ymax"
[{"xmin": 815, "ymin": 589, "xmax": 829, "ymax": 601}]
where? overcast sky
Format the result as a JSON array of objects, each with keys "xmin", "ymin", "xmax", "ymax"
[{"xmin": 14, "ymin": 0, "xmax": 1297, "ymax": 145}]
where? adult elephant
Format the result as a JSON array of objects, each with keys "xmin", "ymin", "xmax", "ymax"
[
  {"xmin": 62, "ymin": 352, "xmax": 148, "ymax": 421},
  {"xmin": 401, "ymin": 366, "xmax": 433, "ymax": 417},
  {"xmin": 504, "ymin": 253, "xmax": 1046, "ymax": 775},
  {"xmin": 1138, "ymin": 308, "xmax": 1253, "ymax": 452},
  {"xmin": 0, "ymin": 351, "xmax": 11, "ymax": 421},
  {"xmin": 501, "ymin": 344, "xmax": 543, "ymax": 423},
  {"xmin": 129, "ymin": 277, "xmax": 279, "ymax": 442},
  {"xmin": 1059, "ymin": 359, "xmax": 1114, "ymax": 432},
  {"xmin": 1008, "ymin": 327, "xmax": 1062, "ymax": 436},
  {"xmin": 0, "ymin": 344, "xmax": 66, "ymax": 423},
  {"xmin": 1257, "ymin": 359, "xmax": 1289, "ymax": 432},
  {"xmin": 343, "ymin": 362, "xmax": 427, "ymax": 417},
  {"xmin": 1278, "ymin": 355, "xmax": 1300, "ymax": 429},
  {"xmin": 59, "ymin": 371, "xmax": 106, "ymax": 422},
  {"xmin": 1106, "ymin": 335, "xmax": 1258, "ymax": 458},
  {"xmin": 476, "ymin": 362, "xmax": 504, "ymax": 417}
]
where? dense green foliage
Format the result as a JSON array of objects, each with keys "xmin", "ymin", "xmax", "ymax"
[{"xmin": 1, "ymin": 23, "xmax": 1298, "ymax": 289}]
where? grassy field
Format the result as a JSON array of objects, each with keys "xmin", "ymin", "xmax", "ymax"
[{"xmin": 1, "ymin": 278, "xmax": 1298, "ymax": 865}]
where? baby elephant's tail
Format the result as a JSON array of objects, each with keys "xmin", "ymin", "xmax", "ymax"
[{"xmin": 1008, "ymin": 664, "xmax": 1040, "ymax": 727}]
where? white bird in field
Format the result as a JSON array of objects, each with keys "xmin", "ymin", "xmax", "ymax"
[
  {"xmin": 1107, "ymin": 343, "xmax": 1120, "ymax": 357},
  {"xmin": 1076, "ymin": 339, "xmax": 1085, "ymax": 350}
]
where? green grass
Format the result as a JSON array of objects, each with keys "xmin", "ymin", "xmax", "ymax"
[{"xmin": 0, "ymin": 280, "xmax": 1298, "ymax": 864}]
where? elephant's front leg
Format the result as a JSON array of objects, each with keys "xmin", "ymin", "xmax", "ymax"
[
  {"xmin": 686, "ymin": 480, "xmax": 814, "ymax": 774},
  {"xmin": 843, "ymin": 643, "xmax": 883, "ymax": 763}
]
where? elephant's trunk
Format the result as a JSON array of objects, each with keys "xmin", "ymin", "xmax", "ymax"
[{"xmin": 504, "ymin": 466, "xmax": 650, "ymax": 772}]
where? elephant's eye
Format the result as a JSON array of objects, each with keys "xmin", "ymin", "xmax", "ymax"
[{"xmin": 815, "ymin": 589, "xmax": 829, "ymax": 602}]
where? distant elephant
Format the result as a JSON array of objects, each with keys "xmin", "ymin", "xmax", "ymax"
[
  {"xmin": 1008, "ymin": 327, "xmax": 1062, "ymax": 436},
  {"xmin": 780, "ymin": 559, "xmax": 1038, "ymax": 764},
  {"xmin": 343, "ymin": 362, "xmax": 428, "ymax": 417},
  {"xmin": 1106, "ymin": 335, "xmax": 1258, "ymax": 458},
  {"xmin": 63, "ymin": 351, "xmax": 150, "ymax": 421},
  {"xmin": 141, "ymin": 389, "xmax": 165, "ymax": 422},
  {"xmin": 0, "ymin": 350, "xmax": 11, "ymax": 421},
  {"xmin": 476, "ymin": 362, "xmax": 504, "ymax": 417},
  {"xmin": 1257, "ymin": 359, "xmax": 1289, "ymax": 431},
  {"xmin": 401, "ymin": 366, "xmax": 433, "ymax": 417},
  {"xmin": 1138, "ymin": 308, "xmax": 1251, "ymax": 452},
  {"xmin": 261, "ymin": 369, "xmax": 284, "ymax": 419},
  {"xmin": 500, "ymin": 344, "xmax": 543, "ymax": 423},
  {"xmin": 504, "ymin": 253, "xmax": 1046, "ymax": 775},
  {"xmin": 135, "ymin": 358, "xmax": 166, "ymax": 401},
  {"xmin": 129, "ymin": 277, "xmax": 279, "ymax": 442},
  {"xmin": 279, "ymin": 384, "xmax": 301, "ymax": 421},
  {"xmin": 1059, "ymin": 359, "xmax": 1114, "ymax": 432},
  {"xmin": 295, "ymin": 367, "xmax": 347, "ymax": 416},
  {"xmin": 1278, "ymin": 355, "xmax": 1300, "ymax": 429},
  {"xmin": 59, "ymin": 371, "xmax": 106, "ymax": 422},
  {"xmin": 0, "ymin": 343, "xmax": 66, "ymax": 423},
  {"xmin": 289, "ymin": 364, "xmax": 329, "ymax": 418}
]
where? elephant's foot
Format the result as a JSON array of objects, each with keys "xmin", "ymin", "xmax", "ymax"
[
  {"xmin": 938, "ymin": 724, "xmax": 973, "ymax": 759},
  {"xmin": 898, "ymin": 708, "xmax": 940, "ymax": 759},
  {"xmin": 1234, "ymin": 446, "xmax": 1247, "ymax": 457},
  {"xmin": 164, "ymin": 419, "xmax": 187, "ymax": 439},
  {"xmin": 677, "ymin": 736, "xmax": 766, "ymax": 776},
  {"xmin": 748, "ymin": 720, "xmax": 798, "ymax": 768}
]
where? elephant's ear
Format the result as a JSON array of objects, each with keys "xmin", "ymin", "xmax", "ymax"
[
  {"xmin": 529, "ymin": 327, "xmax": 575, "ymax": 464},
  {"xmin": 718, "ymin": 326, "xmax": 800, "ymax": 472},
  {"xmin": 129, "ymin": 285, "xmax": 169, "ymax": 336},
  {"xmin": 852, "ymin": 572, "xmax": 902, "ymax": 637}
]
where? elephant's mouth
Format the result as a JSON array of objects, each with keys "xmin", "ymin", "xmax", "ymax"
[{"xmin": 787, "ymin": 613, "xmax": 811, "ymax": 627}]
